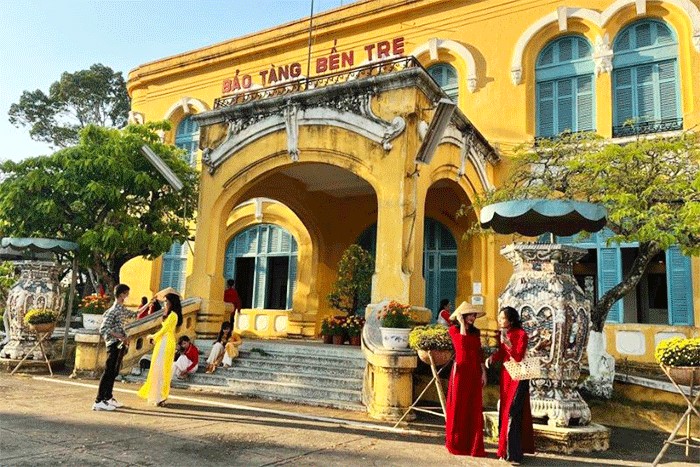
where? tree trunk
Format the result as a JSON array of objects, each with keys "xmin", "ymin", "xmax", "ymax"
[{"xmin": 590, "ymin": 241, "xmax": 662, "ymax": 332}]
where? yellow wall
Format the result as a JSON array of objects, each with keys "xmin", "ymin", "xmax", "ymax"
[{"xmin": 123, "ymin": 0, "xmax": 700, "ymax": 354}]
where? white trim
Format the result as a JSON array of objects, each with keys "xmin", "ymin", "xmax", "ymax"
[
  {"xmin": 163, "ymin": 97, "xmax": 210, "ymax": 120},
  {"xmin": 511, "ymin": 0, "xmax": 700, "ymax": 84},
  {"xmin": 411, "ymin": 38, "xmax": 478, "ymax": 92}
]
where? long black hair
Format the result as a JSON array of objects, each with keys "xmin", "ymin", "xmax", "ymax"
[
  {"xmin": 216, "ymin": 322, "xmax": 232, "ymax": 343},
  {"xmin": 165, "ymin": 293, "xmax": 183, "ymax": 326},
  {"xmin": 500, "ymin": 306, "xmax": 522, "ymax": 329},
  {"xmin": 439, "ymin": 299, "xmax": 450, "ymax": 310}
]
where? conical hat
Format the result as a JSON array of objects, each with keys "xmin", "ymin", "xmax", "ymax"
[
  {"xmin": 449, "ymin": 301, "xmax": 486, "ymax": 320},
  {"xmin": 154, "ymin": 287, "xmax": 181, "ymax": 301}
]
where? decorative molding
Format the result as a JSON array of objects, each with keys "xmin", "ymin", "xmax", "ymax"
[
  {"xmin": 593, "ymin": 33, "xmax": 614, "ymax": 75},
  {"xmin": 163, "ymin": 97, "xmax": 209, "ymax": 120},
  {"xmin": 411, "ymin": 38, "xmax": 479, "ymax": 92},
  {"xmin": 440, "ymin": 124, "xmax": 494, "ymax": 190},
  {"xmin": 127, "ymin": 111, "xmax": 144, "ymax": 125},
  {"xmin": 511, "ymin": 0, "xmax": 700, "ymax": 84},
  {"xmin": 202, "ymin": 92, "xmax": 406, "ymax": 174}
]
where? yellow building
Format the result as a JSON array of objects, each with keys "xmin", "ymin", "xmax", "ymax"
[{"xmin": 123, "ymin": 0, "xmax": 700, "ymax": 363}]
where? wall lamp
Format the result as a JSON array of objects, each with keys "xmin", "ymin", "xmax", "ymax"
[
  {"xmin": 141, "ymin": 145, "xmax": 184, "ymax": 192},
  {"xmin": 414, "ymin": 98, "xmax": 456, "ymax": 165}
]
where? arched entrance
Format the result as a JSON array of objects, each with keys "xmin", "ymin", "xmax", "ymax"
[
  {"xmin": 423, "ymin": 218, "xmax": 458, "ymax": 319},
  {"xmin": 224, "ymin": 224, "xmax": 298, "ymax": 310}
]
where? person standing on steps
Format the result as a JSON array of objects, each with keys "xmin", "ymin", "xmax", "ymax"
[
  {"xmin": 224, "ymin": 279, "xmax": 242, "ymax": 328},
  {"xmin": 93, "ymin": 283, "xmax": 133, "ymax": 411}
]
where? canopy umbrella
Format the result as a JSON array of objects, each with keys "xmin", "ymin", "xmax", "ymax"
[
  {"xmin": 0, "ymin": 238, "xmax": 79, "ymax": 359},
  {"xmin": 479, "ymin": 199, "xmax": 607, "ymax": 237}
]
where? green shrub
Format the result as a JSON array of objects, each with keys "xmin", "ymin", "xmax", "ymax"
[{"xmin": 379, "ymin": 301, "xmax": 412, "ymax": 328}]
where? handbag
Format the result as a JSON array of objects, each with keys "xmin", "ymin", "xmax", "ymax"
[{"xmin": 503, "ymin": 356, "xmax": 542, "ymax": 380}]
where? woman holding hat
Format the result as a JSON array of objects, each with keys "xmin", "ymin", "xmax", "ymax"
[
  {"xmin": 486, "ymin": 306, "xmax": 535, "ymax": 465},
  {"xmin": 445, "ymin": 301, "xmax": 487, "ymax": 457}
]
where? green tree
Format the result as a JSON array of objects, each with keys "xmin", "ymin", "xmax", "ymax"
[
  {"xmin": 467, "ymin": 131, "xmax": 700, "ymax": 331},
  {"xmin": 0, "ymin": 122, "xmax": 198, "ymax": 291},
  {"xmin": 328, "ymin": 244, "xmax": 375, "ymax": 316},
  {"xmin": 8, "ymin": 63, "xmax": 129, "ymax": 148}
]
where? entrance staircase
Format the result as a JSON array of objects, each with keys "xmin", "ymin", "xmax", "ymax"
[{"xmin": 126, "ymin": 340, "xmax": 366, "ymax": 411}]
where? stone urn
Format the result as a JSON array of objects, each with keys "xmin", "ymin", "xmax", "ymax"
[
  {"xmin": 0, "ymin": 261, "xmax": 64, "ymax": 360},
  {"xmin": 499, "ymin": 243, "xmax": 592, "ymax": 427}
]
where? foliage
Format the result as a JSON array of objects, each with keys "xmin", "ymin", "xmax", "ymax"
[
  {"xmin": 409, "ymin": 324, "xmax": 453, "ymax": 351},
  {"xmin": 655, "ymin": 337, "xmax": 700, "ymax": 367},
  {"xmin": 320, "ymin": 317, "xmax": 332, "ymax": 336},
  {"xmin": 345, "ymin": 315, "xmax": 365, "ymax": 337},
  {"xmin": 8, "ymin": 63, "xmax": 130, "ymax": 148},
  {"xmin": 23, "ymin": 309, "xmax": 58, "ymax": 325},
  {"xmin": 0, "ymin": 123, "xmax": 199, "ymax": 290},
  {"xmin": 0, "ymin": 262, "xmax": 17, "ymax": 310},
  {"xmin": 463, "ymin": 131, "xmax": 700, "ymax": 331},
  {"xmin": 328, "ymin": 244, "xmax": 374, "ymax": 316},
  {"xmin": 379, "ymin": 301, "xmax": 413, "ymax": 329},
  {"xmin": 79, "ymin": 294, "xmax": 112, "ymax": 315}
]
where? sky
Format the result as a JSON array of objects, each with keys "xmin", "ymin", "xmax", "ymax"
[{"xmin": 0, "ymin": 0, "xmax": 349, "ymax": 162}]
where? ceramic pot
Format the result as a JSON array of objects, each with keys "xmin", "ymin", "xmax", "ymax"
[{"xmin": 379, "ymin": 327, "xmax": 410, "ymax": 350}]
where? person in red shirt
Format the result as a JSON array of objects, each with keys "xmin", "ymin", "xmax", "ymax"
[
  {"xmin": 172, "ymin": 336, "xmax": 199, "ymax": 380},
  {"xmin": 224, "ymin": 279, "xmax": 242, "ymax": 326},
  {"xmin": 437, "ymin": 299, "xmax": 452, "ymax": 326}
]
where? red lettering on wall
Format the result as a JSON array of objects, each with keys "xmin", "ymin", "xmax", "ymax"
[
  {"xmin": 316, "ymin": 57, "xmax": 328, "ymax": 73},
  {"xmin": 341, "ymin": 51, "xmax": 354, "ymax": 68},
  {"xmin": 376, "ymin": 41, "xmax": 391, "ymax": 59},
  {"xmin": 328, "ymin": 53, "xmax": 340, "ymax": 71},
  {"xmin": 393, "ymin": 37, "xmax": 405, "ymax": 55},
  {"xmin": 364, "ymin": 44, "xmax": 376, "ymax": 61},
  {"xmin": 290, "ymin": 62, "xmax": 302, "ymax": 78}
]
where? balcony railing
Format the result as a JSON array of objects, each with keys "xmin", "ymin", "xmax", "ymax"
[
  {"xmin": 612, "ymin": 118, "xmax": 683, "ymax": 138},
  {"xmin": 213, "ymin": 56, "xmax": 422, "ymax": 109}
]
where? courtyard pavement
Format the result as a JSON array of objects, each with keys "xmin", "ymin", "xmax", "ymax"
[{"xmin": 0, "ymin": 373, "xmax": 697, "ymax": 466}]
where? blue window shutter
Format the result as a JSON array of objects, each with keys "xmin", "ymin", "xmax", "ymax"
[
  {"xmin": 224, "ymin": 240, "xmax": 236, "ymax": 279},
  {"xmin": 635, "ymin": 64, "xmax": 655, "ymax": 122},
  {"xmin": 160, "ymin": 242, "xmax": 184, "ymax": 291},
  {"xmin": 666, "ymin": 247, "xmax": 694, "ymax": 325},
  {"xmin": 576, "ymin": 75, "xmax": 594, "ymax": 131},
  {"xmin": 253, "ymin": 257, "xmax": 266, "ymax": 309},
  {"xmin": 657, "ymin": 60, "xmax": 679, "ymax": 120},
  {"xmin": 598, "ymin": 247, "xmax": 623, "ymax": 323},
  {"xmin": 288, "ymin": 255, "xmax": 297, "ymax": 309},
  {"xmin": 556, "ymin": 78, "xmax": 574, "ymax": 133},
  {"xmin": 537, "ymin": 82, "xmax": 555, "ymax": 137},
  {"xmin": 428, "ymin": 63, "xmax": 458, "ymax": 102},
  {"xmin": 614, "ymin": 68, "xmax": 634, "ymax": 126}
]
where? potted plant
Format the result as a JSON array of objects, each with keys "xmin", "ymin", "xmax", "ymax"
[
  {"xmin": 655, "ymin": 337, "xmax": 700, "ymax": 385},
  {"xmin": 378, "ymin": 301, "xmax": 413, "ymax": 350},
  {"xmin": 320, "ymin": 318, "xmax": 333, "ymax": 344},
  {"xmin": 23, "ymin": 309, "xmax": 58, "ymax": 334},
  {"xmin": 329, "ymin": 317, "xmax": 346, "ymax": 345},
  {"xmin": 328, "ymin": 245, "xmax": 374, "ymax": 316},
  {"xmin": 346, "ymin": 315, "xmax": 365, "ymax": 346},
  {"xmin": 79, "ymin": 293, "xmax": 112, "ymax": 330},
  {"xmin": 409, "ymin": 324, "xmax": 454, "ymax": 366}
]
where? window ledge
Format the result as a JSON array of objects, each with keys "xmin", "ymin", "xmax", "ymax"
[{"xmin": 610, "ymin": 129, "xmax": 684, "ymax": 145}]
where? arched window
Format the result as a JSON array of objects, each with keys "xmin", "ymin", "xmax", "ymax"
[
  {"xmin": 423, "ymin": 218, "xmax": 458, "ymax": 320},
  {"xmin": 536, "ymin": 35, "xmax": 595, "ymax": 138},
  {"xmin": 175, "ymin": 116, "xmax": 200, "ymax": 165},
  {"xmin": 612, "ymin": 20, "xmax": 682, "ymax": 137},
  {"xmin": 427, "ymin": 63, "xmax": 459, "ymax": 102},
  {"xmin": 160, "ymin": 241, "xmax": 188, "ymax": 294},
  {"xmin": 224, "ymin": 224, "xmax": 298, "ymax": 310}
]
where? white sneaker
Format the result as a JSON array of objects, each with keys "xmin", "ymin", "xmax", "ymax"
[
  {"xmin": 107, "ymin": 398, "xmax": 123, "ymax": 408},
  {"xmin": 92, "ymin": 401, "xmax": 116, "ymax": 411}
]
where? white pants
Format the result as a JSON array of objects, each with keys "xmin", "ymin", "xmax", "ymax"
[
  {"xmin": 207, "ymin": 342, "xmax": 225, "ymax": 365},
  {"xmin": 172, "ymin": 355, "xmax": 196, "ymax": 379}
]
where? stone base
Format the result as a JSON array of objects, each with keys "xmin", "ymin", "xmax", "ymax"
[{"xmin": 483, "ymin": 411, "xmax": 610, "ymax": 454}]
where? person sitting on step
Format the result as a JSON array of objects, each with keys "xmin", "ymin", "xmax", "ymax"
[
  {"xmin": 205, "ymin": 322, "xmax": 243, "ymax": 373},
  {"xmin": 172, "ymin": 335, "xmax": 199, "ymax": 380}
]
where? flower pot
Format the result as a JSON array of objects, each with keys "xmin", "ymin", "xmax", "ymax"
[
  {"xmin": 380, "ymin": 327, "xmax": 411, "ymax": 350},
  {"xmin": 666, "ymin": 366, "xmax": 700, "ymax": 386},
  {"xmin": 417, "ymin": 349, "xmax": 453, "ymax": 366},
  {"xmin": 322, "ymin": 334, "xmax": 333, "ymax": 344},
  {"xmin": 82, "ymin": 314, "xmax": 103, "ymax": 331},
  {"xmin": 349, "ymin": 335, "xmax": 361, "ymax": 346},
  {"xmin": 332, "ymin": 334, "xmax": 344, "ymax": 345},
  {"xmin": 28, "ymin": 322, "xmax": 56, "ymax": 335}
]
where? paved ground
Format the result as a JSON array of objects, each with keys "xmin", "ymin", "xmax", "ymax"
[{"xmin": 0, "ymin": 373, "xmax": 697, "ymax": 466}]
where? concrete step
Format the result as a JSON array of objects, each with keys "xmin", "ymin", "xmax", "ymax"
[
  {"xmin": 232, "ymin": 355, "xmax": 365, "ymax": 376},
  {"xmin": 216, "ymin": 366, "xmax": 363, "ymax": 391},
  {"xmin": 125, "ymin": 371, "xmax": 364, "ymax": 408}
]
